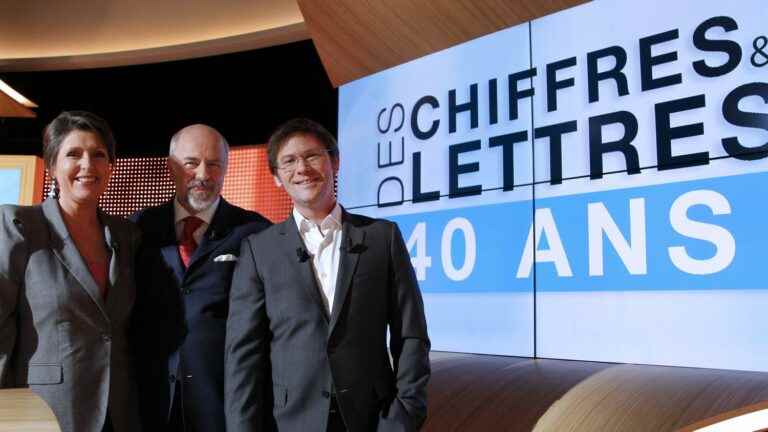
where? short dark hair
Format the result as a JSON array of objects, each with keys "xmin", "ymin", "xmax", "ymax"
[
  {"xmin": 42, "ymin": 111, "xmax": 117, "ymax": 169},
  {"xmin": 267, "ymin": 118, "xmax": 338, "ymax": 175}
]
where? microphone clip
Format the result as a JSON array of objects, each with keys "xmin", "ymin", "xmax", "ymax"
[{"xmin": 296, "ymin": 247, "xmax": 310, "ymax": 263}]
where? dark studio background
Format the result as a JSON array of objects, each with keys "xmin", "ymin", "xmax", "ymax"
[{"xmin": 0, "ymin": 40, "xmax": 338, "ymax": 157}]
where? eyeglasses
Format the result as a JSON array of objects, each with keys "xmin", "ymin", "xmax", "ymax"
[{"xmin": 276, "ymin": 150, "xmax": 331, "ymax": 172}]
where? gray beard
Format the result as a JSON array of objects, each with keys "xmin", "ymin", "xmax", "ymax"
[{"xmin": 186, "ymin": 191, "xmax": 218, "ymax": 212}]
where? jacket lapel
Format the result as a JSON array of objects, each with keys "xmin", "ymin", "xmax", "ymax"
[
  {"xmin": 102, "ymin": 215, "xmax": 122, "ymax": 317},
  {"xmin": 157, "ymin": 202, "xmax": 184, "ymax": 284},
  {"xmin": 329, "ymin": 210, "xmax": 366, "ymax": 335},
  {"xmin": 187, "ymin": 199, "xmax": 235, "ymax": 270},
  {"xmin": 278, "ymin": 216, "xmax": 329, "ymax": 320},
  {"xmin": 42, "ymin": 198, "xmax": 109, "ymax": 321}
]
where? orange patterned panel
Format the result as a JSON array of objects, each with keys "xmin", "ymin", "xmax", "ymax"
[
  {"xmin": 41, "ymin": 145, "xmax": 293, "ymax": 222},
  {"xmin": 221, "ymin": 145, "xmax": 292, "ymax": 223}
]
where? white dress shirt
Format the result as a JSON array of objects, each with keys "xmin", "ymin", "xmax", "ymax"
[
  {"xmin": 294, "ymin": 204, "xmax": 343, "ymax": 315},
  {"xmin": 174, "ymin": 197, "xmax": 220, "ymax": 244}
]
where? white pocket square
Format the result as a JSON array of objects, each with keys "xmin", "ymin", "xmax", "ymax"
[{"xmin": 214, "ymin": 254, "xmax": 238, "ymax": 262}]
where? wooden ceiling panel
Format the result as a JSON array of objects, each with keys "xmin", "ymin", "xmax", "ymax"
[
  {"xmin": 0, "ymin": 90, "xmax": 35, "ymax": 118},
  {"xmin": 0, "ymin": 23, "xmax": 308, "ymax": 72},
  {"xmin": 0, "ymin": 0, "xmax": 308, "ymax": 72},
  {"xmin": 298, "ymin": 0, "xmax": 589, "ymax": 87}
]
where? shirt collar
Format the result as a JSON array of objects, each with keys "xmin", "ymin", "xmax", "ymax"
[
  {"xmin": 293, "ymin": 203, "xmax": 342, "ymax": 235},
  {"xmin": 174, "ymin": 196, "xmax": 220, "ymax": 226}
]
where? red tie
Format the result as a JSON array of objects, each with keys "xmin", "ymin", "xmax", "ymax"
[{"xmin": 179, "ymin": 216, "xmax": 204, "ymax": 268}]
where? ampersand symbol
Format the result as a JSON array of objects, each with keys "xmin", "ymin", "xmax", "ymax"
[{"xmin": 751, "ymin": 35, "xmax": 768, "ymax": 67}]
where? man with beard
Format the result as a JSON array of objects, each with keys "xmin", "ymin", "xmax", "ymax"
[{"xmin": 131, "ymin": 124, "xmax": 271, "ymax": 432}]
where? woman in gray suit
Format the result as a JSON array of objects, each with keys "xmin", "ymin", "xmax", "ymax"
[{"xmin": 0, "ymin": 111, "xmax": 142, "ymax": 432}]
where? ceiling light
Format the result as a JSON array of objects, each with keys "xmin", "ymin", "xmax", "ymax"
[{"xmin": 0, "ymin": 79, "xmax": 37, "ymax": 108}]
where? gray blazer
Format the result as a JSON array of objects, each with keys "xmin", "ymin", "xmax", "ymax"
[
  {"xmin": 0, "ymin": 198, "xmax": 142, "ymax": 432},
  {"xmin": 225, "ymin": 210, "xmax": 430, "ymax": 432}
]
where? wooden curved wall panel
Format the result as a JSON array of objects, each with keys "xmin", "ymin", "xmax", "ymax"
[
  {"xmin": 532, "ymin": 364, "xmax": 768, "ymax": 432},
  {"xmin": 297, "ymin": 0, "xmax": 589, "ymax": 87},
  {"xmin": 425, "ymin": 355, "xmax": 612, "ymax": 431},
  {"xmin": 427, "ymin": 354, "xmax": 768, "ymax": 432},
  {"xmin": 673, "ymin": 370, "xmax": 768, "ymax": 429},
  {"xmin": 679, "ymin": 400, "xmax": 768, "ymax": 431}
]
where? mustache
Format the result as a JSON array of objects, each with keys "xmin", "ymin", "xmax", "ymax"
[{"xmin": 187, "ymin": 179, "xmax": 215, "ymax": 190}]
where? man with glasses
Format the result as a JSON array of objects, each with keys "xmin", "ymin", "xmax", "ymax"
[{"xmin": 225, "ymin": 118, "xmax": 431, "ymax": 431}]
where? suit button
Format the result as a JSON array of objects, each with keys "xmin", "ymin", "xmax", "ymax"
[
  {"xmin": 169, "ymin": 374, "xmax": 176, "ymax": 382},
  {"xmin": 321, "ymin": 391, "xmax": 330, "ymax": 398}
]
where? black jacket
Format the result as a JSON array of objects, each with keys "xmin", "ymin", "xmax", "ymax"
[{"xmin": 130, "ymin": 198, "xmax": 270, "ymax": 431}]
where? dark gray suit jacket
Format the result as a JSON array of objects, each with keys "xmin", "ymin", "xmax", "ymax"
[
  {"xmin": 0, "ymin": 198, "xmax": 142, "ymax": 432},
  {"xmin": 225, "ymin": 210, "xmax": 430, "ymax": 432}
]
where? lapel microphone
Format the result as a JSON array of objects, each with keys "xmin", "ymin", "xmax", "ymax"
[
  {"xmin": 341, "ymin": 239, "xmax": 363, "ymax": 254},
  {"xmin": 296, "ymin": 247, "xmax": 310, "ymax": 263},
  {"xmin": 340, "ymin": 235, "xmax": 355, "ymax": 253}
]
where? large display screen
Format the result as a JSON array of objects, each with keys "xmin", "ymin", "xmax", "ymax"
[{"xmin": 338, "ymin": 0, "xmax": 768, "ymax": 371}]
